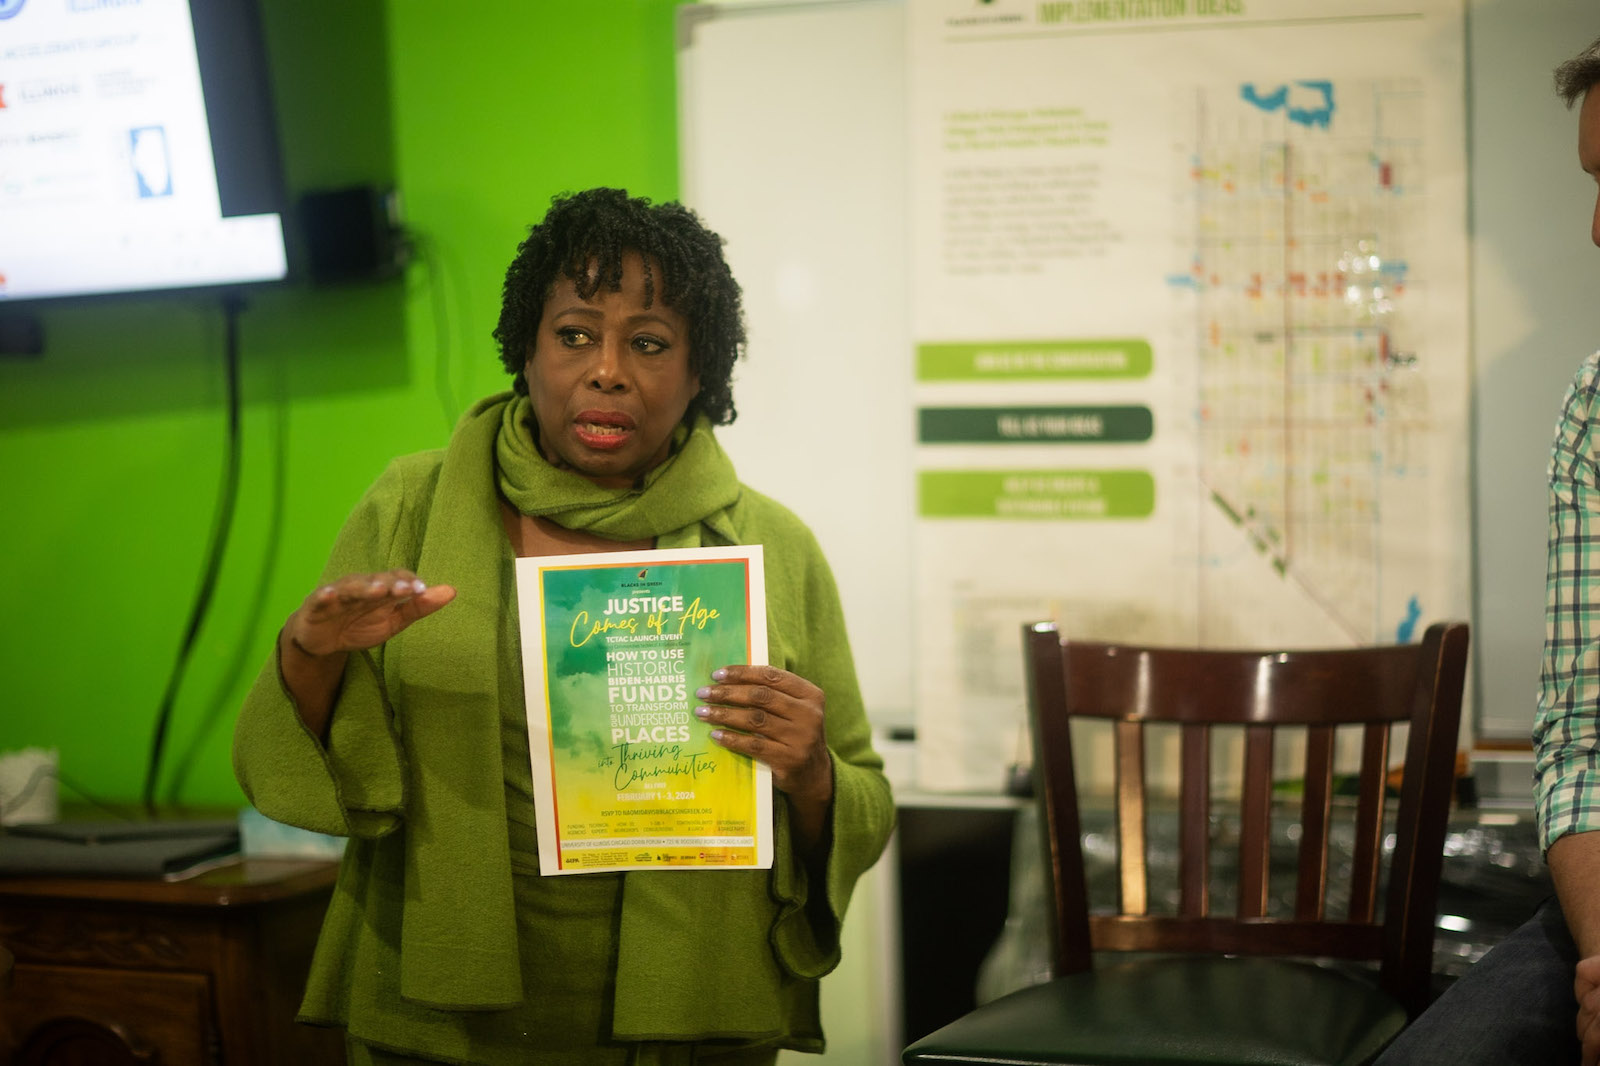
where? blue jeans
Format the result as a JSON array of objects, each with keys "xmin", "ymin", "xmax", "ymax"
[{"xmin": 1373, "ymin": 896, "xmax": 1579, "ymax": 1064}]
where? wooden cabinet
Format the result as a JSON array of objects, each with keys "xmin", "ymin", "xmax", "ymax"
[{"xmin": 0, "ymin": 859, "xmax": 345, "ymax": 1065}]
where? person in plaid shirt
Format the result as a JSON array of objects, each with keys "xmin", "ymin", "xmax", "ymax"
[{"xmin": 1376, "ymin": 35, "xmax": 1600, "ymax": 1066}]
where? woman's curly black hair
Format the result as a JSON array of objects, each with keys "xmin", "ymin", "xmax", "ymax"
[{"xmin": 493, "ymin": 187, "xmax": 746, "ymax": 426}]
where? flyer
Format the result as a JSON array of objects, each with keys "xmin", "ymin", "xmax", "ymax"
[{"xmin": 514, "ymin": 545, "xmax": 771, "ymax": 875}]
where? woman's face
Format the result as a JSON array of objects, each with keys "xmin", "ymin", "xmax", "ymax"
[{"xmin": 524, "ymin": 252, "xmax": 699, "ymax": 488}]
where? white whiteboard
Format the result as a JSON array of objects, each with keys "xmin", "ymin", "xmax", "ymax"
[
  {"xmin": 677, "ymin": 0, "xmax": 913, "ymax": 726},
  {"xmin": 1465, "ymin": 1, "xmax": 1600, "ymax": 738}
]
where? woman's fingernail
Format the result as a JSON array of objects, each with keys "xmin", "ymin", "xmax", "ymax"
[
  {"xmin": 694, "ymin": 706, "xmax": 710, "ymax": 719},
  {"xmin": 711, "ymin": 668, "xmax": 728, "ymax": 681},
  {"xmin": 709, "ymin": 729, "xmax": 725, "ymax": 743},
  {"xmin": 695, "ymin": 686, "xmax": 711, "ymax": 700},
  {"xmin": 413, "ymin": 579, "xmax": 427, "ymax": 593}
]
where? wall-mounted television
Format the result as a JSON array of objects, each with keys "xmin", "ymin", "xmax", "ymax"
[{"xmin": 0, "ymin": 0, "xmax": 289, "ymax": 305}]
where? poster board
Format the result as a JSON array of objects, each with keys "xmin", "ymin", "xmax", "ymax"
[{"xmin": 679, "ymin": 0, "xmax": 1600, "ymax": 766}]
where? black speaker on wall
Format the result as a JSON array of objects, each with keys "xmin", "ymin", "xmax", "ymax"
[{"xmin": 297, "ymin": 185, "xmax": 409, "ymax": 284}]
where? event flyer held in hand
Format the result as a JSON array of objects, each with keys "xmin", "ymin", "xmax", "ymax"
[{"xmin": 515, "ymin": 545, "xmax": 771, "ymax": 875}]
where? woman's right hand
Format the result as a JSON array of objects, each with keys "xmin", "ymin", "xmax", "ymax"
[
  {"xmin": 286, "ymin": 570, "xmax": 457, "ymax": 657},
  {"xmin": 280, "ymin": 571, "xmax": 455, "ymax": 738}
]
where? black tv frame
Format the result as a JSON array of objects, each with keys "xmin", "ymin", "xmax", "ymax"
[{"xmin": 0, "ymin": 0, "xmax": 293, "ymax": 314}]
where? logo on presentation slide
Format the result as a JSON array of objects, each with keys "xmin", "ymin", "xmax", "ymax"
[
  {"xmin": 129, "ymin": 125, "xmax": 172, "ymax": 198},
  {"xmin": 0, "ymin": 85, "xmax": 7, "ymax": 110},
  {"xmin": 0, "ymin": 0, "xmax": 24, "ymax": 20}
]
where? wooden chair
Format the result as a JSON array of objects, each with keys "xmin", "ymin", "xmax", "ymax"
[
  {"xmin": 1, "ymin": 942, "xmax": 12, "ymax": 1056},
  {"xmin": 904, "ymin": 620, "xmax": 1470, "ymax": 1066}
]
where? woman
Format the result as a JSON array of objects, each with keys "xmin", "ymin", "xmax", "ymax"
[{"xmin": 233, "ymin": 188, "xmax": 895, "ymax": 1065}]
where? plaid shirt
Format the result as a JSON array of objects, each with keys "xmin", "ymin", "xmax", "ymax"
[{"xmin": 1537, "ymin": 351, "xmax": 1600, "ymax": 851}]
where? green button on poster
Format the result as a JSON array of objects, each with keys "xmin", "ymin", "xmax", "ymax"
[
  {"xmin": 919, "ymin": 469, "xmax": 1155, "ymax": 519},
  {"xmin": 919, "ymin": 406, "xmax": 1153, "ymax": 444},
  {"xmin": 916, "ymin": 339, "xmax": 1152, "ymax": 381}
]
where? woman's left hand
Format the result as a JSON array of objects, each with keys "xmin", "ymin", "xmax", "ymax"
[{"xmin": 695, "ymin": 666, "xmax": 834, "ymax": 808}]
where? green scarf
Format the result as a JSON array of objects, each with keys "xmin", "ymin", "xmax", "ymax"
[
  {"xmin": 494, "ymin": 395, "xmax": 742, "ymax": 545},
  {"xmin": 388, "ymin": 392, "xmax": 746, "ymax": 1008}
]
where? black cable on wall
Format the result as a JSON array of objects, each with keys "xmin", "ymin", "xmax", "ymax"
[{"xmin": 142, "ymin": 292, "xmax": 247, "ymax": 815}]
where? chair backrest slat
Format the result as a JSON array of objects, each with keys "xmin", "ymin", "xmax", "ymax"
[
  {"xmin": 1026, "ymin": 620, "xmax": 1470, "ymax": 1018},
  {"xmin": 1295, "ymin": 724, "xmax": 1336, "ymax": 920},
  {"xmin": 1380, "ymin": 623, "xmax": 1469, "ymax": 1012},
  {"xmin": 1348, "ymin": 722, "xmax": 1391, "ymax": 922},
  {"xmin": 1023, "ymin": 624, "xmax": 1094, "ymax": 978},
  {"xmin": 1115, "ymin": 719, "xmax": 1148, "ymax": 916},
  {"xmin": 1090, "ymin": 914, "xmax": 1387, "ymax": 959},
  {"xmin": 1238, "ymin": 724, "xmax": 1274, "ymax": 919},
  {"xmin": 1178, "ymin": 724, "xmax": 1210, "ymax": 918}
]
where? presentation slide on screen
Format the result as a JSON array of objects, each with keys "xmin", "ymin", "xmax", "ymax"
[{"xmin": 0, "ymin": 0, "xmax": 285, "ymax": 300}]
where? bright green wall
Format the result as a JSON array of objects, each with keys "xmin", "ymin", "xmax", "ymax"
[{"xmin": 0, "ymin": 0, "xmax": 684, "ymax": 809}]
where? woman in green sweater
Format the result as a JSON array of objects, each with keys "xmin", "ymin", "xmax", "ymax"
[{"xmin": 232, "ymin": 188, "xmax": 895, "ymax": 1065}]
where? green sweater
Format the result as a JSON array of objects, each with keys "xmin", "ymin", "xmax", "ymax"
[{"xmin": 233, "ymin": 397, "xmax": 895, "ymax": 1059}]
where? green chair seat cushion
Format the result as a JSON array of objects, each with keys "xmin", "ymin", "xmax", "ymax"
[{"xmin": 902, "ymin": 954, "xmax": 1407, "ymax": 1066}]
